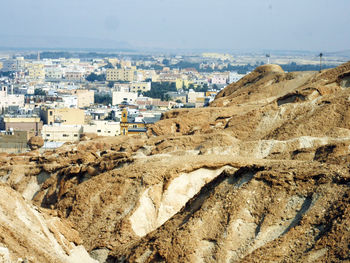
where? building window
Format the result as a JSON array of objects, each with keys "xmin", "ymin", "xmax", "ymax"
[
  {"xmin": 108, "ymin": 131, "xmax": 111, "ymax": 133},
  {"xmin": 49, "ymin": 111, "xmax": 53, "ymax": 116},
  {"xmin": 74, "ymin": 134, "xmax": 78, "ymax": 137},
  {"xmin": 133, "ymin": 124, "xmax": 137, "ymax": 128},
  {"xmin": 46, "ymin": 134, "xmax": 50, "ymax": 137},
  {"xmin": 97, "ymin": 129, "xmax": 101, "ymax": 132},
  {"xmin": 63, "ymin": 134, "xmax": 69, "ymax": 137}
]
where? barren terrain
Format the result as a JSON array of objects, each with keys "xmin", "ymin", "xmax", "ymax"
[{"xmin": 1, "ymin": 62, "xmax": 350, "ymax": 262}]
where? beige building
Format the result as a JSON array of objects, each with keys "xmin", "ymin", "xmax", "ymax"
[
  {"xmin": 41, "ymin": 107, "xmax": 85, "ymax": 125},
  {"xmin": 129, "ymin": 82, "xmax": 151, "ymax": 93},
  {"xmin": 65, "ymin": 70, "xmax": 85, "ymax": 81},
  {"xmin": 113, "ymin": 82, "xmax": 151, "ymax": 94},
  {"xmin": 106, "ymin": 67, "xmax": 136, "ymax": 82},
  {"xmin": 41, "ymin": 125, "xmax": 82, "ymax": 142},
  {"xmin": 137, "ymin": 69, "xmax": 157, "ymax": 81},
  {"xmin": 27, "ymin": 63, "xmax": 45, "ymax": 80},
  {"xmin": 187, "ymin": 90, "xmax": 205, "ymax": 103},
  {"xmin": 72, "ymin": 90, "xmax": 95, "ymax": 108},
  {"xmin": 107, "ymin": 58, "xmax": 120, "ymax": 66},
  {"xmin": 176, "ymin": 79, "xmax": 192, "ymax": 90},
  {"xmin": 0, "ymin": 115, "xmax": 42, "ymax": 135}
]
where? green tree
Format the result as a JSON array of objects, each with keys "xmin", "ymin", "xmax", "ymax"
[
  {"xmin": 162, "ymin": 59, "xmax": 170, "ymax": 66},
  {"xmin": 34, "ymin": 88, "xmax": 46, "ymax": 96},
  {"xmin": 197, "ymin": 83, "xmax": 208, "ymax": 92},
  {"xmin": 143, "ymin": 82, "xmax": 177, "ymax": 100},
  {"xmin": 163, "ymin": 94, "xmax": 171, "ymax": 101},
  {"xmin": 94, "ymin": 93, "xmax": 112, "ymax": 105},
  {"xmin": 86, "ymin": 73, "xmax": 106, "ymax": 82},
  {"xmin": 107, "ymin": 81, "xmax": 115, "ymax": 88}
]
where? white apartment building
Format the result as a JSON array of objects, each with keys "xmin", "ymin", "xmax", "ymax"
[
  {"xmin": 61, "ymin": 95, "xmax": 78, "ymax": 108},
  {"xmin": 112, "ymin": 86, "xmax": 138, "ymax": 105},
  {"xmin": 211, "ymin": 73, "xmax": 228, "ymax": 85},
  {"xmin": 45, "ymin": 66, "xmax": 64, "ymax": 80},
  {"xmin": 0, "ymin": 86, "xmax": 25, "ymax": 109},
  {"xmin": 41, "ymin": 124, "xmax": 82, "ymax": 142},
  {"xmin": 84, "ymin": 120, "xmax": 120, "ymax": 137},
  {"xmin": 42, "ymin": 121, "xmax": 121, "ymax": 142}
]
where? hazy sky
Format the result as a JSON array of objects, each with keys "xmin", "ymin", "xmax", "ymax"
[{"xmin": 1, "ymin": 0, "xmax": 350, "ymax": 51}]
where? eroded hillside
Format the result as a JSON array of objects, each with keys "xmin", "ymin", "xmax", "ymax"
[{"xmin": 1, "ymin": 62, "xmax": 350, "ymax": 262}]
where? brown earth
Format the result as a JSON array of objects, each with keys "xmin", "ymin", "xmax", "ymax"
[
  {"xmin": 27, "ymin": 136, "xmax": 44, "ymax": 150},
  {"xmin": 1, "ymin": 62, "xmax": 350, "ymax": 262}
]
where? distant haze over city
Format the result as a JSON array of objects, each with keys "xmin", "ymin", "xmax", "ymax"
[{"xmin": 1, "ymin": 0, "xmax": 350, "ymax": 52}]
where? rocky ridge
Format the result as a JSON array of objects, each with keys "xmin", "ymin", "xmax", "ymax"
[{"xmin": 1, "ymin": 62, "xmax": 350, "ymax": 262}]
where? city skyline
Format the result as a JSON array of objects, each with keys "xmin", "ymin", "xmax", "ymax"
[{"xmin": 1, "ymin": 0, "xmax": 350, "ymax": 52}]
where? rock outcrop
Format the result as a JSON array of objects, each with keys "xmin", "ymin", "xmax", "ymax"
[
  {"xmin": 2, "ymin": 62, "xmax": 350, "ymax": 262},
  {"xmin": 0, "ymin": 183, "xmax": 97, "ymax": 263},
  {"xmin": 27, "ymin": 136, "xmax": 44, "ymax": 150}
]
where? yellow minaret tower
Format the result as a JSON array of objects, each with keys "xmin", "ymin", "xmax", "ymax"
[
  {"xmin": 120, "ymin": 108, "xmax": 128, "ymax": 135},
  {"xmin": 121, "ymin": 108, "xmax": 128, "ymax": 123}
]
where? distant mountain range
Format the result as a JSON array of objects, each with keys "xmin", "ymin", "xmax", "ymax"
[
  {"xmin": 0, "ymin": 35, "xmax": 349, "ymax": 57},
  {"xmin": 325, "ymin": 50, "xmax": 350, "ymax": 58},
  {"xmin": 0, "ymin": 35, "xmax": 133, "ymax": 52}
]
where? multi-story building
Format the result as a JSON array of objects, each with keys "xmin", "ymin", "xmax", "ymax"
[
  {"xmin": 42, "ymin": 120, "xmax": 121, "ymax": 142},
  {"xmin": 0, "ymin": 86, "xmax": 25, "ymax": 111},
  {"xmin": 61, "ymin": 95, "xmax": 78, "ymax": 108},
  {"xmin": 40, "ymin": 107, "xmax": 85, "ymax": 125},
  {"xmin": 0, "ymin": 59, "xmax": 16, "ymax": 72},
  {"xmin": 41, "ymin": 125, "xmax": 82, "ymax": 142},
  {"xmin": 211, "ymin": 73, "xmax": 228, "ymax": 85},
  {"xmin": 106, "ymin": 67, "xmax": 136, "ymax": 82},
  {"xmin": 65, "ymin": 70, "xmax": 85, "ymax": 81},
  {"xmin": 187, "ymin": 90, "xmax": 205, "ymax": 104},
  {"xmin": 45, "ymin": 65, "xmax": 64, "ymax": 80},
  {"xmin": 112, "ymin": 86, "xmax": 138, "ymax": 105},
  {"xmin": 72, "ymin": 90, "xmax": 95, "ymax": 108},
  {"xmin": 0, "ymin": 115, "xmax": 43, "ymax": 135},
  {"xmin": 27, "ymin": 63, "xmax": 45, "ymax": 80},
  {"xmin": 176, "ymin": 79, "xmax": 192, "ymax": 90},
  {"xmin": 129, "ymin": 82, "xmax": 151, "ymax": 93},
  {"xmin": 83, "ymin": 120, "xmax": 120, "ymax": 137}
]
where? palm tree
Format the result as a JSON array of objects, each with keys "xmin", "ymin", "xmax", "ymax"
[{"xmin": 319, "ymin": 53, "xmax": 323, "ymax": 72}]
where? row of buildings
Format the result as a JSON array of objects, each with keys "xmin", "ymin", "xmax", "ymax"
[
  {"xmin": 0, "ymin": 84, "xmax": 166, "ymax": 153},
  {"xmin": 0, "ymin": 53, "xmax": 247, "ymax": 153}
]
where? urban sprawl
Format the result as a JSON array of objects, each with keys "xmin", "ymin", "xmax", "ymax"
[{"xmin": 0, "ymin": 52, "xmax": 248, "ymax": 152}]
